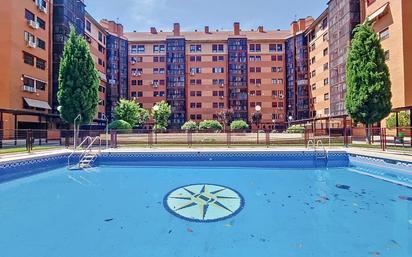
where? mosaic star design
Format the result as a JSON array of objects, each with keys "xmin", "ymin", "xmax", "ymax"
[{"xmin": 164, "ymin": 184, "xmax": 244, "ymax": 222}]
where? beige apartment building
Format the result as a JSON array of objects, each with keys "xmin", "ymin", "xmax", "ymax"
[{"xmin": 307, "ymin": 10, "xmax": 330, "ymax": 118}]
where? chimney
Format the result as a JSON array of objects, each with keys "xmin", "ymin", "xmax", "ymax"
[
  {"xmin": 290, "ymin": 21, "xmax": 299, "ymax": 35},
  {"xmin": 205, "ymin": 26, "xmax": 210, "ymax": 34},
  {"xmin": 298, "ymin": 18, "xmax": 306, "ymax": 31},
  {"xmin": 150, "ymin": 27, "xmax": 157, "ymax": 34},
  {"xmin": 173, "ymin": 23, "xmax": 180, "ymax": 36},
  {"xmin": 234, "ymin": 22, "xmax": 240, "ymax": 36},
  {"xmin": 258, "ymin": 26, "xmax": 264, "ymax": 33}
]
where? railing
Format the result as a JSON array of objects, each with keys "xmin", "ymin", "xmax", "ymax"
[
  {"xmin": 0, "ymin": 126, "xmax": 410, "ymax": 154},
  {"xmin": 67, "ymin": 136, "xmax": 92, "ymax": 168}
]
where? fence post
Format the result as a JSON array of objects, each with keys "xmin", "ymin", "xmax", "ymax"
[
  {"xmin": 265, "ymin": 131, "xmax": 270, "ymax": 148},
  {"xmin": 187, "ymin": 131, "xmax": 192, "ymax": 148},
  {"xmin": 26, "ymin": 130, "xmax": 33, "ymax": 153},
  {"xmin": 227, "ymin": 130, "xmax": 231, "ymax": 148},
  {"xmin": 111, "ymin": 130, "xmax": 117, "ymax": 148},
  {"xmin": 304, "ymin": 128, "xmax": 308, "ymax": 147}
]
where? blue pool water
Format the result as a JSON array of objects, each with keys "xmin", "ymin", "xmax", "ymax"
[{"xmin": 0, "ymin": 162, "xmax": 411, "ymax": 257}]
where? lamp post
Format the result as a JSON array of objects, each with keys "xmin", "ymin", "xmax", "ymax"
[
  {"xmin": 152, "ymin": 104, "xmax": 160, "ymax": 144},
  {"xmin": 272, "ymin": 119, "xmax": 276, "ymax": 132},
  {"xmin": 252, "ymin": 105, "xmax": 262, "ymax": 144},
  {"xmin": 288, "ymin": 115, "xmax": 293, "ymax": 128}
]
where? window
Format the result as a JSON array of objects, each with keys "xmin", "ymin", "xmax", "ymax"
[
  {"xmin": 131, "ymin": 80, "xmax": 137, "ymax": 86},
  {"xmin": 190, "ymin": 67, "xmax": 202, "ymax": 74},
  {"xmin": 323, "ymin": 48, "xmax": 328, "ymax": 56},
  {"xmin": 36, "ymin": 80, "xmax": 46, "ymax": 90},
  {"xmin": 98, "ymin": 44, "xmax": 104, "ymax": 53},
  {"xmin": 24, "ymin": 31, "xmax": 35, "ymax": 43},
  {"xmin": 312, "ymin": 84, "xmax": 316, "ymax": 90},
  {"xmin": 212, "ymin": 44, "xmax": 224, "ymax": 52},
  {"xmin": 323, "ymin": 63, "xmax": 329, "ymax": 71},
  {"xmin": 269, "ymin": 44, "xmax": 276, "ymax": 52},
  {"xmin": 23, "ymin": 52, "xmax": 34, "ymax": 66},
  {"xmin": 311, "ymin": 57, "xmax": 316, "ymax": 64},
  {"xmin": 190, "ymin": 56, "xmax": 202, "ymax": 62},
  {"xmin": 137, "ymin": 80, "xmax": 143, "ymax": 86},
  {"xmin": 37, "ymin": 17, "xmax": 45, "ymax": 29},
  {"xmin": 324, "ymin": 93, "xmax": 329, "ymax": 101},
  {"xmin": 23, "ymin": 76, "xmax": 35, "ymax": 88},
  {"xmin": 256, "ymin": 67, "xmax": 261, "ymax": 73},
  {"xmin": 99, "ymin": 86, "xmax": 106, "ymax": 93},
  {"xmin": 36, "ymin": 38, "xmax": 45, "ymax": 49},
  {"xmin": 324, "ymin": 78, "xmax": 329, "ymax": 85},
  {"xmin": 379, "ymin": 28, "xmax": 389, "ymax": 41},
  {"xmin": 86, "ymin": 20, "xmax": 91, "ymax": 32},
  {"xmin": 323, "ymin": 33, "xmax": 328, "ymax": 42},
  {"xmin": 98, "ymin": 31, "xmax": 103, "ymax": 42},
  {"xmin": 137, "ymin": 45, "xmax": 145, "ymax": 53},
  {"xmin": 277, "ymin": 55, "xmax": 283, "ymax": 61},
  {"xmin": 277, "ymin": 44, "xmax": 283, "ymax": 52},
  {"xmin": 212, "ymin": 67, "xmax": 224, "ymax": 73},
  {"xmin": 36, "ymin": 58, "xmax": 46, "ymax": 70},
  {"xmin": 212, "ymin": 56, "xmax": 224, "ymax": 62},
  {"xmin": 25, "ymin": 9, "xmax": 35, "ymax": 21},
  {"xmin": 190, "ymin": 44, "xmax": 202, "ymax": 52}
]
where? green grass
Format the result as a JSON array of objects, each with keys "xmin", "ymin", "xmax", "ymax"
[{"xmin": 0, "ymin": 146, "xmax": 63, "ymax": 155}]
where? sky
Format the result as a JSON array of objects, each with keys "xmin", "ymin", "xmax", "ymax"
[{"xmin": 84, "ymin": 0, "xmax": 328, "ymax": 32}]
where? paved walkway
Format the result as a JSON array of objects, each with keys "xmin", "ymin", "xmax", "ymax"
[{"xmin": 0, "ymin": 146, "xmax": 411, "ymax": 163}]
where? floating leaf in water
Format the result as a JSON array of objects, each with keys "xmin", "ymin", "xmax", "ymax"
[
  {"xmin": 398, "ymin": 196, "xmax": 412, "ymax": 201},
  {"xmin": 187, "ymin": 227, "xmax": 193, "ymax": 233},
  {"xmin": 336, "ymin": 184, "xmax": 350, "ymax": 190},
  {"xmin": 369, "ymin": 251, "xmax": 380, "ymax": 256}
]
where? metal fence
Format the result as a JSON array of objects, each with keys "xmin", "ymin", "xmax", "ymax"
[{"xmin": 0, "ymin": 127, "xmax": 410, "ymax": 154}]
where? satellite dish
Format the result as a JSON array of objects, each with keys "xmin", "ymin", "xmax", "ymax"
[{"xmin": 255, "ymin": 105, "xmax": 262, "ymax": 112}]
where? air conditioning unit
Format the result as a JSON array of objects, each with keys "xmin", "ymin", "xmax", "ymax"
[
  {"xmin": 152, "ymin": 82, "xmax": 159, "ymax": 88},
  {"xmin": 23, "ymin": 85, "xmax": 36, "ymax": 93},
  {"xmin": 38, "ymin": 5, "xmax": 47, "ymax": 13},
  {"xmin": 219, "ymin": 96, "xmax": 224, "ymax": 99},
  {"xmin": 26, "ymin": 40, "xmax": 37, "ymax": 48},
  {"xmin": 190, "ymin": 71, "xmax": 195, "ymax": 76},
  {"xmin": 219, "ymin": 83, "xmax": 224, "ymax": 88},
  {"xmin": 27, "ymin": 20, "xmax": 39, "ymax": 29}
]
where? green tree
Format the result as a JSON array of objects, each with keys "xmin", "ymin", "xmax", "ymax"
[
  {"xmin": 230, "ymin": 120, "xmax": 249, "ymax": 131},
  {"xmin": 109, "ymin": 120, "xmax": 132, "ymax": 130},
  {"xmin": 216, "ymin": 109, "xmax": 234, "ymax": 131},
  {"xmin": 152, "ymin": 101, "xmax": 171, "ymax": 131},
  {"xmin": 58, "ymin": 27, "xmax": 99, "ymax": 126},
  {"xmin": 199, "ymin": 120, "xmax": 223, "ymax": 132},
  {"xmin": 114, "ymin": 99, "xmax": 148, "ymax": 128},
  {"xmin": 181, "ymin": 120, "xmax": 198, "ymax": 131},
  {"xmin": 386, "ymin": 112, "xmax": 410, "ymax": 129},
  {"xmin": 346, "ymin": 21, "xmax": 392, "ymax": 143}
]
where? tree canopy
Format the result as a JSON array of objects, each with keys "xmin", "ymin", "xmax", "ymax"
[
  {"xmin": 345, "ymin": 21, "xmax": 392, "ymax": 126},
  {"xmin": 58, "ymin": 27, "xmax": 99, "ymax": 125},
  {"xmin": 152, "ymin": 101, "xmax": 171, "ymax": 131},
  {"xmin": 114, "ymin": 99, "xmax": 148, "ymax": 128}
]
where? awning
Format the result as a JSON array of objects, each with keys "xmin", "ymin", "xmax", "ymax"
[
  {"xmin": 368, "ymin": 3, "xmax": 389, "ymax": 21},
  {"xmin": 23, "ymin": 98, "xmax": 52, "ymax": 110}
]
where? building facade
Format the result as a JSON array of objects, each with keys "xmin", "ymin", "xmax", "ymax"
[
  {"xmin": 126, "ymin": 23, "xmax": 289, "ymax": 129},
  {"xmin": 361, "ymin": 0, "xmax": 412, "ymax": 109},
  {"xmin": 328, "ymin": 0, "xmax": 361, "ymax": 116},
  {"xmin": 306, "ymin": 10, "xmax": 330, "ymax": 118},
  {"xmin": 85, "ymin": 12, "xmax": 107, "ymax": 121},
  {"xmin": 100, "ymin": 19, "xmax": 129, "ymax": 122},
  {"xmin": 0, "ymin": 0, "xmax": 51, "ymax": 130},
  {"xmin": 285, "ymin": 18, "xmax": 314, "ymax": 123}
]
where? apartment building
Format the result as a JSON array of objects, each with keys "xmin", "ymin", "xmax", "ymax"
[
  {"xmin": 85, "ymin": 12, "xmax": 107, "ymax": 121},
  {"xmin": 51, "ymin": 0, "xmax": 85, "ymax": 115},
  {"xmin": 0, "ymin": 0, "xmax": 51, "ymax": 130},
  {"xmin": 328, "ymin": 0, "xmax": 361, "ymax": 116},
  {"xmin": 361, "ymin": 0, "xmax": 412, "ymax": 109},
  {"xmin": 306, "ymin": 10, "xmax": 330, "ymax": 118},
  {"xmin": 100, "ymin": 19, "xmax": 129, "ymax": 122},
  {"xmin": 285, "ymin": 17, "xmax": 314, "ymax": 122},
  {"xmin": 125, "ymin": 23, "xmax": 289, "ymax": 129}
]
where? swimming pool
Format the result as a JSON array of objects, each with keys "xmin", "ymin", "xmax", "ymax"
[{"xmin": 0, "ymin": 151, "xmax": 411, "ymax": 257}]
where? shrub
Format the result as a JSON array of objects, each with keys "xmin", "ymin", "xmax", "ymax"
[
  {"xmin": 109, "ymin": 120, "xmax": 132, "ymax": 130},
  {"xmin": 386, "ymin": 111, "xmax": 410, "ymax": 129},
  {"xmin": 230, "ymin": 120, "xmax": 249, "ymax": 131},
  {"xmin": 181, "ymin": 120, "xmax": 198, "ymax": 131},
  {"xmin": 286, "ymin": 125, "xmax": 305, "ymax": 134},
  {"xmin": 199, "ymin": 120, "xmax": 223, "ymax": 132}
]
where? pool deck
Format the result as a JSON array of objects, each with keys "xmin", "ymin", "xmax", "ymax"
[{"xmin": 0, "ymin": 146, "xmax": 411, "ymax": 164}]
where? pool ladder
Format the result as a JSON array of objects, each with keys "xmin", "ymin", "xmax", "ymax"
[
  {"xmin": 67, "ymin": 136, "xmax": 101, "ymax": 170},
  {"xmin": 307, "ymin": 139, "xmax": 328, "ymax": 165}
]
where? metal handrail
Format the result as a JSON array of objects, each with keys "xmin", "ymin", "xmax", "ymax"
[
  {"xmin": 78, "ymin": 136, "xmax": 101, "ymax": 163},
  {"xmin": 316, "ymin": 140, "xmax": 328, "ymax": 159},
  {"xmin": 67, "ymin": 136, "xmax": 92, "ymax": 167},
  {"xmin": 307, "ymin": 139, "xmax": 315, "ymax": 149}
]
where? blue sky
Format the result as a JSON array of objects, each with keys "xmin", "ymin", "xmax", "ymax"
[{"xmin": 85, "ymin": 0, "xmax": 328, "ymax": 32}]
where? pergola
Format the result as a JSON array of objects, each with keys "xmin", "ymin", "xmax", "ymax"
[{"xmin": 0, "ymin": 108, "xmax": 60, "ymax": 130}]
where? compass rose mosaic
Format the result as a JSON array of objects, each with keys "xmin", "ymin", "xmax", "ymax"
[{"xmin": 164, "ymin": 184, "xmax": 244, "ymax": 222}]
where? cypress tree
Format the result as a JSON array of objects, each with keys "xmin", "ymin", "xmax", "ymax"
[
  {"xmin": 345, "ymin": 21, "xmax": 392, "ymax": 143},
  {"xmin": 57, "ymin": 27, "xmax": 99, "ymax": 126}
]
